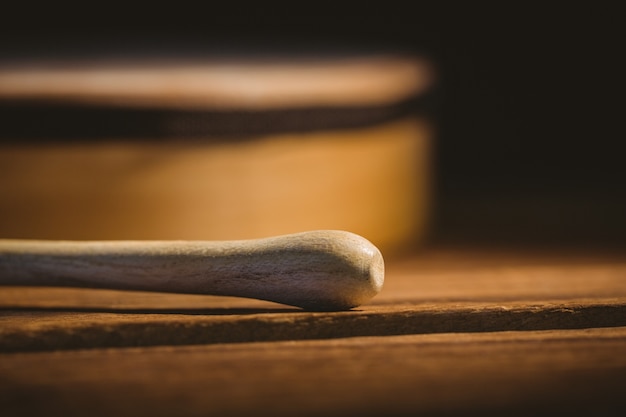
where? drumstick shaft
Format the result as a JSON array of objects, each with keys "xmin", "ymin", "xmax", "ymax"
[{"xmin": 0, "ymin": 230, "xmax": 384, "ymax": 310}]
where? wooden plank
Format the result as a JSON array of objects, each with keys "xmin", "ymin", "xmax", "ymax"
[
  {"xmin": 2, "ymin": 327, "xmax": 626, "ymax": 416},
  {"xmin": 1, "ymin": 248, "xmax": 625, "ymax": 351},
  {"xmin": 1, "ymin": 299, "xmax": 625, "ymax": 352},
  {"xmin": 2, "ymin": 248, "xmax": 625, "ymax": 415}
]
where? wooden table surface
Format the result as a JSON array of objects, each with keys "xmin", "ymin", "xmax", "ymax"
[{"xmin": 1, "ymin": 245, "xmax": 626, "ymax": 416}]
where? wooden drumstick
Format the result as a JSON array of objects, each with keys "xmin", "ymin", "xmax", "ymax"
[{"xmin": 0, "ymin": 230, "xmax": 384, "ymax": 310}]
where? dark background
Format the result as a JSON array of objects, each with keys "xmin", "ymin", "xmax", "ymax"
[{"xmin": 1, "ymin": 5, "xmax": 623, "ymax": 248}]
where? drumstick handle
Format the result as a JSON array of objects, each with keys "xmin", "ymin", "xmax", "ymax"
[{"xmin": 0, "ymin": 230, "xmax": 384, "ymax": 310}]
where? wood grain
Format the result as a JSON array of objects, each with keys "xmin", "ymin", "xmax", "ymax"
[
  {"xmin": 1, "ymin": 299, "xmax": 625, "ymax": 353},
  {"xmin": 1, "ymin": 328, "xmax": 625, "ymax": 416},
  {"xmin": 1, "ymin": 247, "xmax": 625, "ymax": 416}
]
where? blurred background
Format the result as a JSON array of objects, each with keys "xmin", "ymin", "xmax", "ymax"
[{"xmin": 0, "ymin": 5, "xmax": 623, "ymax": 254}]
